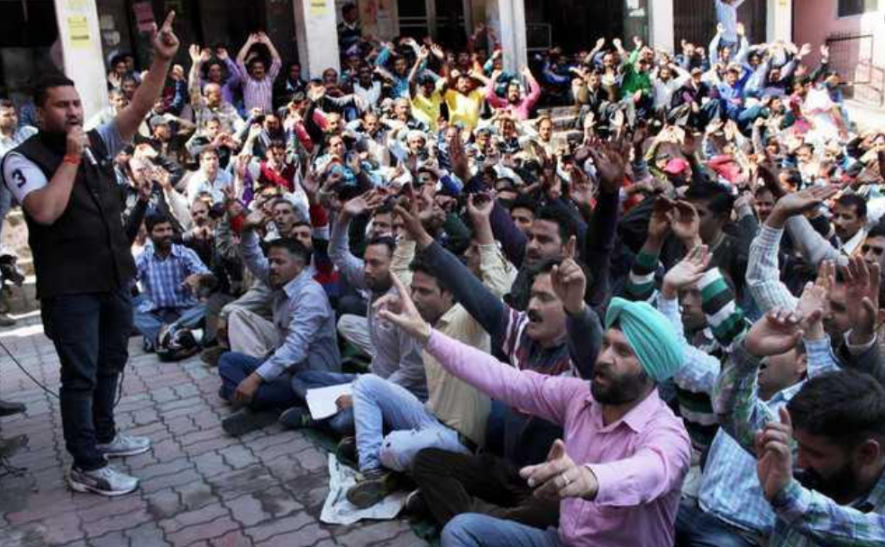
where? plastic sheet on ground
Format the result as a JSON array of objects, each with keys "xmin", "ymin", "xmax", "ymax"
[{"xmin": 320, "ymin": 454, "xmax": 407, "ymax": 525}]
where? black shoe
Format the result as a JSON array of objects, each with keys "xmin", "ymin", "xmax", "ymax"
[
  {"xmin": 0, "ymin": 434, "xmax": 27, "ymax": 458},
  {"xmin": 0, "ymin": 399, "xmax": 25, "ymax": 418},
  {"xmin": 336, "ymin": 436, "xmax": 358, "ymax": 467},
  {"xmin": 346, "ymin": 468, "xmax": 397, "ymax": 509},
  {"xmin": 279, "ymin": 406, "xmax": 311, "ymax": 430},
  {"xmin": 403, "ymin": 489, "xmax": 428, "ymax": 516},
  {"xmin": 221, "ymin": 408, "xmax": 278, "ymax": 437},
  {"xmin": 200, "ymin": 346, "xmax": 226, "ymax": 367}
]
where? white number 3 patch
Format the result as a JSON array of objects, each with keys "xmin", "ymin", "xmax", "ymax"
[{"xmin": 10, "ymin": 168, "xmax": 25, "ymax": 188}]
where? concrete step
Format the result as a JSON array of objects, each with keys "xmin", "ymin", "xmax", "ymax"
[
  {"xmin": 2, "ymin": 208, "xmax": 37, "ymax": 314},
  {"xmin": 4, "ymin": 276, "xmax": 36, "ymax": 317}
]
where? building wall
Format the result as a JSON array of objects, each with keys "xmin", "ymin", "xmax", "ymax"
[{"xmin": 794, "ymin": 0, "xmax": 885, "ymax": 68}]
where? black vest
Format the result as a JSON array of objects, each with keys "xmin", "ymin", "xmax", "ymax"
[{"xmin": 4, "ymin": 131, "xmax": 135, "ymax": 299}]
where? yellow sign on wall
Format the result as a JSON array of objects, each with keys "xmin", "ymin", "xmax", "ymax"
[
  {"xmin": 68, "ymin": 15, "xmax": 91, "ymax": 48},
  {"xmin": 310, "ymin": 0, "xmax": 328, "ymax": 16}
]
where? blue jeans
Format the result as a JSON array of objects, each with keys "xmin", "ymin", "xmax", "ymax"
[
  {"xmin": 218, "ymin": 352, "xmax": 296, "ymax": 410},
  {"xmin": 675, "ymin": 498, "xmax": 758, "ymax": 547},
  {"xmin": 291, "ymin": 370, "xmax": 357, "ymax": 436},
  {"xmin": 353, "ymin": 374, "xmax": 470, "ymax": 473},
  {"xmin": 41, "ymin": 289, "xmax": 132, "ymax": 471},
  {"xmin": 441, "ymin": 514, "xmax": 562, "ymax": 547},
  {"xmin": 132, "ymin": 295, "xmax": 206, "ymax": 347}
]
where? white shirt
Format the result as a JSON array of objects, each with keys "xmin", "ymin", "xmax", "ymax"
[
  {"xmin": 354, "ymin": 81, "xmax": 383, "ymax": 109},
  {"xmin": 184, "ymin": 169, "xmax": 233, "ymax": 204}
]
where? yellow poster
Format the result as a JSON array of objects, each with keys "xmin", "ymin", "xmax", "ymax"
[
  {"xmin": 68, "ymin": 0, "xmax": 90, "ymax": 10},
  {"xmin": 67, "ymin": 15, "xmax": 91, "ymax": 49},
  {"xmin": 310, "ymin": 0, "xmax": 328, "ymax": 16}
]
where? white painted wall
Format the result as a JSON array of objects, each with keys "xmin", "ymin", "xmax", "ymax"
[
  {"xmin": 650, "ymin": 0, "xmax": 675, "ymax": 52},
  {"xmin": 486, "ymin": 0, "xmax": 528, "ymax": 73},
  {"xmin": 53, "ymin": 0, "xmax": 108, "ymax": 120},
  {"xmin": 292, "ymin": 0, "xmax": 341, "ymax": 78},
  {"xmin": 767, "ymin": 0, "xmax": 793, "ymax": 43}
]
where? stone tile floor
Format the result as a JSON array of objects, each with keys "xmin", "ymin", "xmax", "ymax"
[{"xmin": 0, "ymin": 314, "xmax": 427, "ymax": 547}]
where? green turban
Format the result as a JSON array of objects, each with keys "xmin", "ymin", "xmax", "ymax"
[{"xmin": 604, "ymin": 297, "xmax": 682, "ymax": 383}]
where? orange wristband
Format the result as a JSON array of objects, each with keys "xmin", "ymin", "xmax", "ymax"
[{"xmin": 63, "ymin": 154, "xmax": 81, "ymax": 165}]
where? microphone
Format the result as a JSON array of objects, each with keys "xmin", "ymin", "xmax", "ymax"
[
  {"xmin": 71, "ymin": 123, "xmax": 97, "ymax": 166},
  {"xmin": 83, "ymin": 147, "xmax": 98, "ymax": 166}
]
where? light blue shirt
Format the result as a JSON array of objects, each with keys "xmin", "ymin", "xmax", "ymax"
[{"xmin": 239, "ymin": 230, "xmax": 340, "ymax": 380}]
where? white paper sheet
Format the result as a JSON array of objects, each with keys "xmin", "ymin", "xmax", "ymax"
[{"xmin": 305, "ymin": 383, "xmax": 353, "ymax": 420}]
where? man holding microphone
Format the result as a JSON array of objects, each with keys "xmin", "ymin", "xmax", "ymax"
[{"xmin": 1, "ymin": 13, "xmax": 180, "ymax": 496}]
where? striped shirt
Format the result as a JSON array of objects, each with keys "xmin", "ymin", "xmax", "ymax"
[
  {"xmin": 747, "ymin": 225, "xmax": 798, "ymax": 313},
  {"xmin": 501, "ymin": 306, "xmax": 577, "ymax": 377},
  {"xmin": 237, "ymin": 58, "xmax": 281, "ymax": 114},
  {"xmin": 135, "ymin": 243, "xmax": 209, "ymax": 311}
]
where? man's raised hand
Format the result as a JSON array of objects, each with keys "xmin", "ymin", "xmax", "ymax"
[{"xmin": 152, "ymin": 11, "xmax": 180, "ymax": 62}]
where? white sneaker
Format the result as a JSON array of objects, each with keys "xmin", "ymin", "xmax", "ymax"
[
  {"xmin": 68, "ymin": 465, "xmax": 139, "ymax": 496},
  {"xmin": 96, "ymin": 434, "xmax": 151, "ymax": 457}
]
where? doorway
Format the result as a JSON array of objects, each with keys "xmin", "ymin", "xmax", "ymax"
[
  {"xmin": 523, "ymin": 0, "xmax": 637, "ymax": 54},
  {"xmin": 396, "ymin": 0, "xmax": 467, "ymax": 48},
  {"xmin": 674, "ymin": 0, "xmax": 767, "ymax": 50}
]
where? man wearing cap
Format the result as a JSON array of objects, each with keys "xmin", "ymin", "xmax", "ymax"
[
  {"xmin": 379, "ymin": 263, "xmax": 691, "ymax": 546},
  {"xmin": 671, "ymin": 67, "xmax": 718, "ymax": 130}
]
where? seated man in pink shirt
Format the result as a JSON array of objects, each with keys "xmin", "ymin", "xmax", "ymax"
[
  {"xmin": 476, "ymin": 67, "xmax": 541, "ymax": 121},
  {"xmin": 378, "ymin": 268, "xmax": 691, "ymax": 547}
]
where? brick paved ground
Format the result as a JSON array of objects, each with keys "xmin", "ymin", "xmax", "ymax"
[{"xmin": 0, "ymin": 315, "xmax": 428, "ymax": 547}]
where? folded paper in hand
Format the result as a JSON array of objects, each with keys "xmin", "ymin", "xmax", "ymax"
[{"xmin": 305, "ymin": 383, "xmax": 353, "ymax": 420}]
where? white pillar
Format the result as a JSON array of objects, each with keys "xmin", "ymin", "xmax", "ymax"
[
  {"xmin": 293, "ymin": 0, "xmax": 340, "ymax": 78},
  {"xmin": 650, "ymin": 0, "xmax": 675, "ymax": 52},
  {"xmin": 767, "ymin": 0, "xmax": 793, "ymax": 43},
  {"xmin": 462, "ymin": 0, "xmax": 475, "ymax": 35},
  {"xmin": 426, "ymin": 0, "xmax": 438, "ymax": 40},
  {"xmin": 486, "ymin": 0, "xmax": 527, "ymax": 73},
  {"xmin": 53, "ymin": 0, "xmax": 108, "ymax": 120}
]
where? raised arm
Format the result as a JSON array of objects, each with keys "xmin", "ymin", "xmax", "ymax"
[
  {"xmin": 713, "ymin": 309, "xmax": 803, "ymax": 453},
  {"xmin": 377, "ymin": 273, "xmax": 585, "ymax": 426},
  {"xmin": 407, "ymin": 46, "xmax": 430, "ymax": 96},
  {"xmin": 489, "ymin": 200, "xmax": 527, "ymax": 267},
  {"xmin": 257, "ymin": 32, "xmax": 282, "ymax": 80},
  {"xmin": 237, "ymin": 215, "xmax": 271, "ymax": 284},
  {"xmin": 395, "ymin": 201, "xmax": 509, "ymax": 340},
  {"xmin": 116, "ymin": 12, "xmax": 181, "ymax": 143},
  {"xmin": 236, "ymin": 33, "xmax": 259, "ymax": 79},
  {"xmin": 328, "ymin": 213, "xmax": 367, "ymax": 291},
  {"xmin": 522, "ymin": 67, "xmax": 542, "ymax": 109},
  {"xmin": 747, "ymin": 186, "xmax": 839, "ymax": 312}
]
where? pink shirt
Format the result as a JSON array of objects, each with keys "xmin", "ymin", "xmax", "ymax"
[
  {"xmin": 485, "ymin": 77, "xmax": 542, "ymax": 120},
  {"xmin": 425, "ymin": 330, "xmax": 690, "ymax": 547}
]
